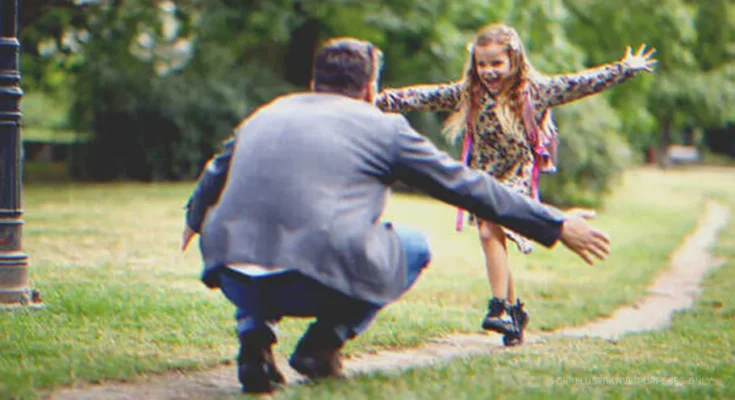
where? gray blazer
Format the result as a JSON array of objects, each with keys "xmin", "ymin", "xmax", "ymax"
[{"xmin": 187, "ymin": 92, "xmax": 565, "ymax": 305}]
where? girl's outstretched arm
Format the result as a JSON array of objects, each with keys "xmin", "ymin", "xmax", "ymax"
[
  {"xmin": 539, "ymin": 44, "xmax": 657, "ymax": 107},
  {"xmin": 376, "ymin": 82, "xmax": 463, "ymax": 113}
]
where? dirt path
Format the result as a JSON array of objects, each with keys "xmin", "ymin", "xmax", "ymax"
[
  {"xmin": 558, "ymin": 202, "xmax": 729, "ymax": 339},
  {"xmin": 49, "ymin": 202, "xmax": 731, "ymax": 400}
]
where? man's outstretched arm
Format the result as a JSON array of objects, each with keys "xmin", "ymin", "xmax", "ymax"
[{"xmin": 390, "ymin": 115, "xmax": 609, "ymax": 263}]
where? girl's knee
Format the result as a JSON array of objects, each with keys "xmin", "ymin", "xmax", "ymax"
[
  {"xmin": 478, "ymin": 221, "xmax": 504, "ymax": 242},
  {"xmin": 478, "ymin": 224, "xmax": 492, "ymax": 241}
]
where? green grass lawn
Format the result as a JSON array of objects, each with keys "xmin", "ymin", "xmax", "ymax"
[
  {"xmin": 260, "ymin": 167, "xmax": 735, "ymax": 400},
  {"xmin": 0, "ymin": 166, "xmax": 732, "ymax": 399}
]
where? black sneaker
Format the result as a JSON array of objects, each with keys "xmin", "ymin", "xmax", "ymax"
[
  {"xmin": 481, "ymin": 297, "xmax": 515, "ymax": 335},
  {"xmin": 237, "ymin": 328, "xmax": 285, "ymax": 393},
  {"xmin": 289, "ymin": 322, "xmax": 345, "ymax": 379},
  {"xmin": 502, "ymin": 298, "xmax": 529, "ymax": 347}
]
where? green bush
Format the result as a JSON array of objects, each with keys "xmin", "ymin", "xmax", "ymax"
[
  {"xmin": 69, "ymin": 47, "xmax": 295, "ymax": 181},
  {"xmin": 538, "ymin": 97, "xmax": 634, "ymax": 208}
]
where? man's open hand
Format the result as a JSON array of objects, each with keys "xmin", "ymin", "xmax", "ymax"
[{"xmin": 559, "ymin": 208, "xmax": 611, "ymax": 265}]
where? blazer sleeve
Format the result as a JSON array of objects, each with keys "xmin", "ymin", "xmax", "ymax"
[
  {"xmin": 389, "ymin": 116, "xmax": 565, "ymax": 247},
  {"xmin": 184, "ymin": 137, "xmax": 235, "ymax": 232}
]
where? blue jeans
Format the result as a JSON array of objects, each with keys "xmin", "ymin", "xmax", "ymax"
[{"xmin": 218, "ymin": 224, "xmax": 431, "ymax": 342}]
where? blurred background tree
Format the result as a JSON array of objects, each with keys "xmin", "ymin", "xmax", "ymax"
[{"xmin": 17, "ymin": 0, "xmax": 735, "ymax": 206}]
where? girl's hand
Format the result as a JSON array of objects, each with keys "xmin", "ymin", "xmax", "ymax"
[{"xmin": 621, "ymin": 44, "xmax": 657, "ymax": 72}]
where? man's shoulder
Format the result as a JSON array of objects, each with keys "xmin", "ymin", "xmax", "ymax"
[
  {"xmin": 281, "ymin": 93, "xmax": 406, "ymax": 121},
  {"xmin": 253, "ymin": 93, "xmax": 414, "ymax": 140},
  {"xmin": 273, "ymin": 92, "xmax": 364, "ymax": 108}
]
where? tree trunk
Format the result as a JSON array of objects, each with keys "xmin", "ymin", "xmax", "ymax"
[{"xmin": 284, "ymin": 18, "xmax": 322, "ymax": 87}]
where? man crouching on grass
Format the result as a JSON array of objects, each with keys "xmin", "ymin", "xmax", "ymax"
[{"xmin": 181, "ymin": 37, "xmax": 611, "ymax": 394}]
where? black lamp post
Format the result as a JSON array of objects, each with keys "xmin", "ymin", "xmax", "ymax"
[{"xmin": 0, "ymin": 0, "xmax": 40, "ymax": 308}]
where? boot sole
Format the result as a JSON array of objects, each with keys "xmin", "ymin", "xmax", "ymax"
[
  {"xmin": 289, "ymin": 355, "xmax": 344, "ymax": 380},
  {"xmin": 481, "ymin": 318, "xmax": 516, "ymax": 336}
]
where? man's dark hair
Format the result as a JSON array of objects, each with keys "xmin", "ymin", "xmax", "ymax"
[{"xmin": 312, "ymin": 37, "xmax": 383, "ymax": 98}]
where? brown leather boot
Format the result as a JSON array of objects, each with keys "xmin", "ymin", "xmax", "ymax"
[
  {"xmin": 288, "ymin": 322, "xmax": 345, "ymax": 379},
  {"xmin": 237, "ymin": 327, "xmax": 285, "ymax": 393}
]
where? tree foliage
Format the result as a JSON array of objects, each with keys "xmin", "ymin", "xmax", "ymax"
[{"xmin": 17, "ymin": 0, "xmax": 735, "ymax": 205}]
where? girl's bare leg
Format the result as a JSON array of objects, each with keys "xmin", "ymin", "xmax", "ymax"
[
  {"xmin": 477, "ymin": 220, "xmax": 527, "ymax": 345},
  {"xmin": 507, "ymin": 271, "xmax": 515, "ymax": 303},
  {"xmin": 478, "ymin": 220, "xmax": 510, "ymax": 298}
]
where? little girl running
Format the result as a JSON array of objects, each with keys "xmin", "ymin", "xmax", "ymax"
[{"xmin": 376, "ymin": 23, "xmax": 656, "ymax": 346}]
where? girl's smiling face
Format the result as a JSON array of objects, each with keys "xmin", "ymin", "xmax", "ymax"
[{"xmin": 474, "ymin": 42, "xmax": 511, "ymax": 88}]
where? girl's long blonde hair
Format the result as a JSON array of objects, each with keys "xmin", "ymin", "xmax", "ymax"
[{"xmin": 444, "ymin": 24, "xmax": 547, "ymax": 145}]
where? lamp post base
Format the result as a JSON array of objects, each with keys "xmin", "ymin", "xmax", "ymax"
[
  {"xmin": 0, "ymin": 250, "xmax": 42, "ymax": 309},
  {"xmin": 0, "ymin": 289, "xmax": 43, "ymax": 310}
]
